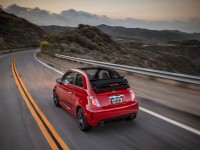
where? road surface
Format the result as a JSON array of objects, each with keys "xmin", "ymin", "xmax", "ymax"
[{"xmin": 0, "ymin": 50, "xmax": 199, "ymax": 150}]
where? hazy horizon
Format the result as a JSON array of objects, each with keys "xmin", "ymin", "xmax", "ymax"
[
  {"xmin": 1, "ymin": 3, "xmax": 200, "ymax": 33},
  {"xmin": 1, "ymin": 0, "xmax": 200, "ymax": 21}
]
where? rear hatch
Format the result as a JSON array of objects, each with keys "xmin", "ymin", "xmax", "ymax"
[
  {"xmin": 90, "ymin": 78, "xmax": 132, "ymax": 107},
  {"xmin": 94, "ymin": 89, "xmax": 132, "ymax": 107}
]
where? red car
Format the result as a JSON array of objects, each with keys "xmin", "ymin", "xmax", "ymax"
[{"xmin": 53, "ymin": 67, "xmax": 138, "ymax": 131}]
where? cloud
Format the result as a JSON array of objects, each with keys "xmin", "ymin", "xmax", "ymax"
[{"xmin": 5, "ymin": 4, "xmax": 200, "ymax": 33}]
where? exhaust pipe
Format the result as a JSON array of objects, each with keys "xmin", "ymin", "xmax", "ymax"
[
  {"xmin": 130, "ymin": 114, "xmax": 135, "ymax": 119},
  {"xmin": 100, "ymin": 121, "xmax": 104, "ymax": 127}
]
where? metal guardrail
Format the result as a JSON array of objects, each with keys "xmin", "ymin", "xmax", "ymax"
[{"xmin": 55, "ymin": 54, "xmax": 200, "ymax": 85}]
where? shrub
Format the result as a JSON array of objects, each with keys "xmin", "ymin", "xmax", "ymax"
[
  {"xmin": 40, "ymin": 41, "xmax": 49, "ymax": 51},
  {"xmin": 66, "ymin": 33, "xmax": 77, "ymax": 42}
]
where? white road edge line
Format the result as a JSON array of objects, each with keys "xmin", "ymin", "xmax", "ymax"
[
  {"xmin": 140, "ymin": 107, "xmax": 200, "ymax": 135},
  {"xmin": 34, "ymin": 52, "xmax": 63, "ymax": 75},
  {"xmin": 34, "ymin": 51, "xmax": 200, "ymax": 136}
]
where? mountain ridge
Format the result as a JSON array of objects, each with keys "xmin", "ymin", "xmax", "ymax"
[
  {"xmin": 40, "ymin": 24, "xmax": 200, "ymax": 42},
  {"xmin": 4, "ymin": 4, "xmax": 200, "ymax": 33},
  {"xmin": 97, "ymin": 24, "xmax": 200, "ymax": 42}
]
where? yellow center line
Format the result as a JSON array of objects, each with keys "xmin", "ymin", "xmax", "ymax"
[
  {"xmin": 34, "ymin": 98, "xmax": 39, "ymax": 104},
  {"xmin": 12, "ymin": 57, "xmax": 69, "ymax": 150}
]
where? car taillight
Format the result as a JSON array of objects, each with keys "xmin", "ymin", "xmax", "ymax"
[
  {"xmin": 89, "ymin": 96, "xmax": 101, "ymax": 107},
  {"xmin": 130, "ymin": 90, "xmax": 135, "ymax": 101}
]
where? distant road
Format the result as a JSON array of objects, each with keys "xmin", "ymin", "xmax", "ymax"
[{"xmin": 0, "ymin": 49, "xmax": 199, "ymax": 150}]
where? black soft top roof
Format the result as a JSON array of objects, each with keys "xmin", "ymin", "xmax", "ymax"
[{"xmin": 78, "ymin": 67, "xmax": 129, "ymax": 92}]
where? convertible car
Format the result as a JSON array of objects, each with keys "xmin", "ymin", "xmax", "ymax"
[{"xmin": 53, "ymin": 67, "xmax": 138, "ymax": 131}]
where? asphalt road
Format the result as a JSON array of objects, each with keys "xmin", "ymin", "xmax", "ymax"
[{"xmin": 0, "ymin": 50, "xmax": 199, "ymax": 150}]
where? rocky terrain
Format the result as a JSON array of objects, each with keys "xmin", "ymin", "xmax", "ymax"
[{"xmin": 0, "ymin": 9, "xmax": 48, "ymax": 50}]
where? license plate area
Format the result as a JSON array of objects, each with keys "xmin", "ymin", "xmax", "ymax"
[{"xmin": 110, "ymin": 95, "xmax": 123, "ymax": 104}]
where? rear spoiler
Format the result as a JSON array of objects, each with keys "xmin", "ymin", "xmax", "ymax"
[{"xmin": 91, "ymin": 78, "xmax": 130, "ymax": 92}]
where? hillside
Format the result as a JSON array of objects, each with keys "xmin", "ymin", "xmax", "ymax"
[
  {"xmin": 97, "ymin": 25, "xmax": 200, "ymax": 42},
  {"xmin": 0, "ymin": 9, "xmax": 48, "ymax": 50},
  {"xmin": 40, "ymin": 25, "xmax": 73, "ymax": 35},
  {"xmin": 41, "ymin": 25, "xmax": 200, "ymax": 42},
  {"xmin": 41, "ymin": 24, "xmax": 200, "ymax": 76},
  {"xmin": 41, "ymin": 24, "xmax": 126, "ymax": 58}
]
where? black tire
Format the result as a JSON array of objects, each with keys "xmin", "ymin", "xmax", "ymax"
[
  {"xmin": 53, "ymin": 91, "xmax": 60, "ymax": 107},
  {"xmin": 77, "ymin": 108, "xmax": 91, "ymax": 131}
]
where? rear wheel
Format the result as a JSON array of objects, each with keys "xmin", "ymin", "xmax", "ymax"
[
  {"xmin": 53, "ymin": 91, "xmax": 60, "ymax": 107},
  {"xmin": 77, "ymin": 108, "xmax": 91, "ymax": 131}
]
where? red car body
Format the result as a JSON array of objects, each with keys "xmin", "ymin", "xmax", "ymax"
[{"xmin": 53, "ymin": 67, "xmax": 138, "ymax": 131}]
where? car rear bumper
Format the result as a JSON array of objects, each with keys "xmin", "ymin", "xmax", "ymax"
[{"xmin": 85, "ymin": 99, "xmax": 139, "ymax": 126}]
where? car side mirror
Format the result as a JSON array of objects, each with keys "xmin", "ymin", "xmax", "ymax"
[{"xmin": 56, "ymin": 78, "xmax": 62, "ymax": 84}]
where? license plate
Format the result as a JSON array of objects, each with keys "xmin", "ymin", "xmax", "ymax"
[{"xmin": 110, "ymin": 95, "xmax": 123, "ymax": 104}]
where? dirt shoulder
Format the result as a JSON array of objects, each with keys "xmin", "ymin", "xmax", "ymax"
[{"xmin": 37, "ymin": 52, "xmax": 200, "ymax": 117}]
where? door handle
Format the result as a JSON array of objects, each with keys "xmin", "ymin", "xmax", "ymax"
[{"xmin": 68, "ymin": 91, "xmax": 72, "ymax": 94}]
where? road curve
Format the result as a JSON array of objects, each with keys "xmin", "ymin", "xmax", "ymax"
[{"xmin": 0, "ymin": 49, "xmax": 199, "ymax": 150}]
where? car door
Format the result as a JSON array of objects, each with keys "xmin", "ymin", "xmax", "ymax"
[
  {"xmin": 57, "ymin": 72, "xmax": 77, "ymax": 111},
  {"xmin": 67, "ymin": 73, "xmax": 85, "ymax": 115}
]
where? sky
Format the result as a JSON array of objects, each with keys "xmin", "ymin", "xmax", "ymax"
[{"xmin": 0, "ymin": 0, "xmax": 200, "ymax": 21}]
